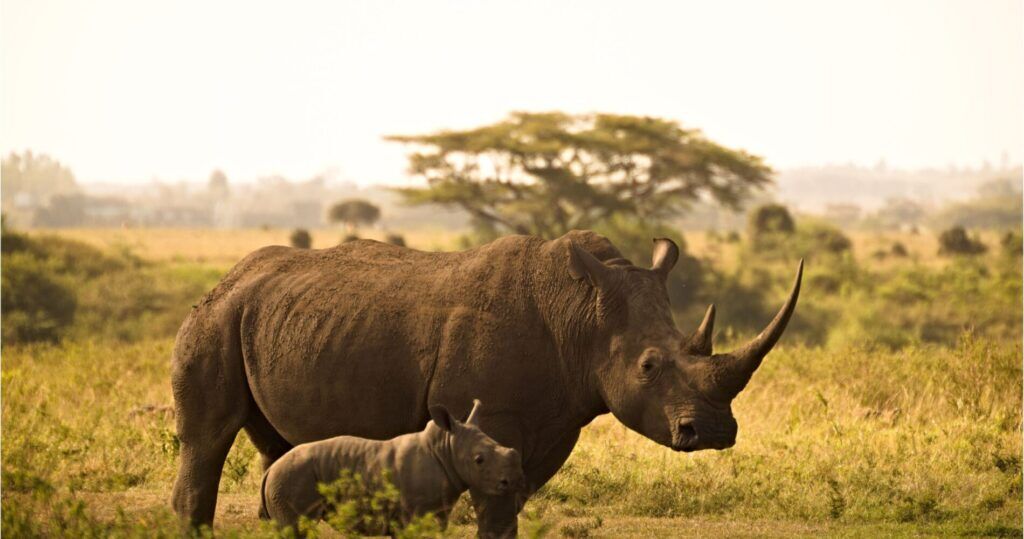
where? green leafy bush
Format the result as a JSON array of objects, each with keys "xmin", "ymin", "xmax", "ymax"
[
  {"xmin": 1, "ymin": 227, "xmax": 223, "ymax": 343},
  {"xmin": 1, "ymin": 251, "xmax": 77, "ymax": 343},
  {"xmin": 305, "ymin": 470, "xmax": 443, "ymax": 537}
]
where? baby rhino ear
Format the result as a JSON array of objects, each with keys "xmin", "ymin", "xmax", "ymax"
[{"xmin": 429, "ymin": 405, "xmax": 454, "ymax": 431}]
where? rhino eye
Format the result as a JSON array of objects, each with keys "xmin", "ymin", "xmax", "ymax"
[
  {"xmin": 638, "ymin": 350, "xmax": 663, "ymax": 380},
  {"xmin": 474, "ymin": 454, "xmax": 484, "ymax": 465}
]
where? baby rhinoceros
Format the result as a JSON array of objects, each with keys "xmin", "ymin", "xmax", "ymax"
[{"xmin": 259, "ymin": 399, "xmax": 524, "ymax": 534}]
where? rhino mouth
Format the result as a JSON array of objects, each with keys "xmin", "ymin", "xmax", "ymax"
[
  {"xmin": 670, "ymin": 420, "xmax": 737, "ymax": 452},
  {"xmin": 670, "ymin": 420, "xmax": 699, "ymax": 452}
]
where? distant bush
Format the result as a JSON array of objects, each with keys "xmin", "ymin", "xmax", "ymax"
[
  {"xmin": 891, "ymin": 242, "xmax": 909, "ymax": 257},
  {"xmin": 798, "ymin": 222, "xmax": 852, "ymax": 254},
  {"xmin": 938, "ymin": 226, "xmax": 986, "ymax": 256},
  {"xmin": 385, "ymin": 234, "xmax": 406, "ymax": 247},
  {"xmin": 342, "ymin": 234, "xmax": 360, "ymax": 244},
  {"xmin": 290, "ymin": 228, "xmax": 312, "ymax": 249},
  {"xmin": 1001, "ymin": 231, "xmax": 1022, "ymax": 256},
  {"xmin": 748, "ymin": 203, "xmax": 796, "ymax": 244},
  {"xmin": 933, "ymin": 178, "xmax": 1023, "ymax": 230},
  {"xmin": 745, "ymin": 215, "xmax": 853, "ymax": 263}
]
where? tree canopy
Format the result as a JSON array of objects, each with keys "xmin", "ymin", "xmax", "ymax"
[
  {"xmin": 387, "ymin": 112, "xmax": 772, "ymax": 238},
  {"xmin": 1, "ymin": 151, "xmax": 78, "ymax": 199},
  {"xmin": 328, "ymin": 199, "xmax": 381, "ymax": 230}
]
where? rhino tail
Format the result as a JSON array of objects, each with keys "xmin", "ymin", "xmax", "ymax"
[{"xmin": 258, "ymin": 471, "xmax": 270, "ymax": 520}]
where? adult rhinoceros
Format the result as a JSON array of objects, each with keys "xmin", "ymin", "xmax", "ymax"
[{"xmin": 171, "ymin": 230, "xmax": 801, "ymax": 536}]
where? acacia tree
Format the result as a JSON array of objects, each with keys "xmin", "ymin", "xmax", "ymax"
[
  {"xmin": 387, "ymin": 112, "xmax": 771, "ymax": 238},
  {"xmin": 328, "ymin": 199, "xmax": 381, "ymax": 233}
]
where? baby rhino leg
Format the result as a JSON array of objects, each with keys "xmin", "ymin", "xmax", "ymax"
[{"xmin": 262, "ymin": 466, "xmax": 325, "ymax": 535}]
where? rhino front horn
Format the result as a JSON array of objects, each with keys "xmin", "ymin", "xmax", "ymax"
[{"xmin": 716, "ymin": 260, "xmax": 803, "ymax": 397}]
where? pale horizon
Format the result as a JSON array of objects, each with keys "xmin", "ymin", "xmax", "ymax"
[{"xmin": 3, "ymin": 0, "xmax": 1022, "ymax": 186}]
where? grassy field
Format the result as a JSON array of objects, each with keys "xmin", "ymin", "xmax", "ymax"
[{"xmin": 2, "ymin": 227, "xmax": 1021, "ymax": 537}]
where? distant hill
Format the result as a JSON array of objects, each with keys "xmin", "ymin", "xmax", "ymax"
[{"xmin": 774, "ymin": 164, "xmax": 1021, "ymax": 213}]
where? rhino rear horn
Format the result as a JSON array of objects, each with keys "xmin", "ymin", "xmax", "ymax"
[{"xmin": 683, "ymin": 304, "xmax": 715, "ymax": 355}]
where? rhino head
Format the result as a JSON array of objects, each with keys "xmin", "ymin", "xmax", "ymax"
[{"xmin": 568, "ymin": 238, "xmax": 802, "ymax": 452}]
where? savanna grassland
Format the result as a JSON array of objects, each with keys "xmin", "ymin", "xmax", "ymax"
[{"xmin": 2, "ymin": 226, "xmax": 1021, "ymax": 538}]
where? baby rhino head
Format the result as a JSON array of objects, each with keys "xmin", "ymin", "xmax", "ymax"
[{"xmin": 429, "ymin": 399, "xmax": 524, "ymax": 496}]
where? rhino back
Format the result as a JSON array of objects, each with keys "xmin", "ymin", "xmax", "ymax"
[{"xmin": 214, "ymin": 237, "xmax": 555, "ymax": 445}]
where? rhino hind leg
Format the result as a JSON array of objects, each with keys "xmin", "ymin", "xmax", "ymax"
[
  {"xmin": 244, "ymin": 402, "xmax": 293, "ymax": 473},
  {"xmin": 170, "ymin": 313, "xmax": 250, "ymax": 529}
]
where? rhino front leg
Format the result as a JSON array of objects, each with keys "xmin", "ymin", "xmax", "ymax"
[
  {"xmin": 170, "ymin": 314, "xmax": 250, "ymax": 529},
  {"xmin": 469, "ymin": 490, "xmax": 519, "ymax": 539},
  {"xmin": 523, "ymin": 428, "xmax": 580, "ymax": 496},
  {"xmin": 172, "ymin": 434, "xmax": 238, "ymax": 528}
]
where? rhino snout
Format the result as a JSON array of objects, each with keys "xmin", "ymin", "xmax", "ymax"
[{"xmin": 671, "ymin": 419, "xmax": 736, "ymax": 452}]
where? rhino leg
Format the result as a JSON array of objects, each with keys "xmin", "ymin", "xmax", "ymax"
[
  {"xmin": 243, "ymin": 403, "xmax": 292, "ymax": 473},
  {"xmin": 469, "ymin": 490, "xmax": 519, "ymax": 539},
  {"xmin": 170, "ymin": 311, "xmax": 250, "ymax": 529},
  {"xmin": 523, "ymin": 428, "xmax": 581, "ymax": 496}
]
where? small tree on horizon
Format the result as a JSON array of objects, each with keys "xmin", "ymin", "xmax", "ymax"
[
  {"xmin": 207, "ymin": 169, "xmax": 229, "ymax": 199},
  {"xmin": 328, "ymin": 199, "xmax": 381, "ymax": 233}
]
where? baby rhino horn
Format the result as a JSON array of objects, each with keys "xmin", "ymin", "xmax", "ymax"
[{"xmin": 465, "ymin": 399, "xmax": 483, "ymax": 426}]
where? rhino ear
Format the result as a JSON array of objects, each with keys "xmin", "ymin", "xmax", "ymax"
[
  {"xmin": 429, "ymin": 405, "xmax": 454, "ymax": 431},
  {"xmin": 568, "ymin": 241, "xmax": 615, "ymax": 289},
  {"xmin": 651, "ymin": 238, "xmax": 679, "ymax": 281}
]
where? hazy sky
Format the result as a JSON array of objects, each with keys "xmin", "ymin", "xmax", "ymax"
[{"xmin": 2, "ymin": 0, "xmax": 1022, "ymax": 185}]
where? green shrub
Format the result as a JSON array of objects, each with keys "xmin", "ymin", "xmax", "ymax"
[
  {"xmin": 1, "ymin": 227, "xmax": 222, "ymax": 343},
  {"xmin": 311, "ymin": 470, "xmax": 443, "ymax": 537},
  {"xmin": 1, "ymin": 252, "xmax": 76, "ymax": 343},
  {"xmin": 69, "ymin": 263, "xmax": 222, "ymax": 342}
]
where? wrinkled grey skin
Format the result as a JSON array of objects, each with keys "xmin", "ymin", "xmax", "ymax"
[
  {"xmin": 171, "ymin": 230, "xmax": 801, "ymax": 537},
  {"xmin": 259, "ymin": 400, "xmax": 523, "ymax": 534}
]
